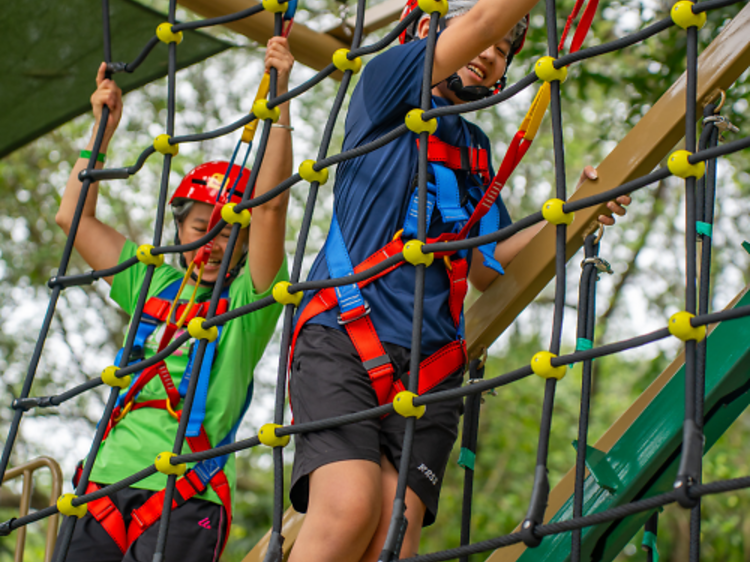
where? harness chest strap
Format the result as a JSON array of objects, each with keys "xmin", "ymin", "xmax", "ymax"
[
  {"xmin": 109, "ymin": 297, "xmax": 229, "ymax": 430},
  {"xmin": 418, "ymin": 136, "xmax": 491, "ymax": 185}
]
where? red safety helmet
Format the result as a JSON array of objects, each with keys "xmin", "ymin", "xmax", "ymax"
[
  {"xmin": 169, "ymin": 161, "xmax": 250, "ymax": 207},
  {"xmin": 170, "ymin": 161, "xmax": 253, "ymax": 283}
]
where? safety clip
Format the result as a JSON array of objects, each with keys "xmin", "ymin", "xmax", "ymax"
[
  {"xmin": 702, "ymin": 115, "xmax": 739, "ymax": 141},
  {"xmin": 337, "ymin": 302, "xmax": 371, "ymax": 325},
  {"xmin": 580, "ymin": 256, "xmax": 613, "ymax": 275}
]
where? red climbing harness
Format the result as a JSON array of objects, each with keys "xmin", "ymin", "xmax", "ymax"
[
  {"xmin": 292, "ymin": 233, "xmax": 469, "ymax": 406},
  {"xmin": 290, "ymin": 133, "xmax": 511, "ymax": 408},
  {"xmin": 78, "ymin": 288, "xmax": 234, "ymax": 555},
  {"xmin": 76, "ymin": 428, "xmax": 232, "ymax": 553}
]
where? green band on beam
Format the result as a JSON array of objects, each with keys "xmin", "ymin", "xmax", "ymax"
[
  {"xmin": 576, "ymin": 338, "xmax": 593, "ymax": 352},
  {"xmin": 742, "ymin": 241, "xmax": 750, "ymax": 255},
  {"xmin": 641, "ymin": 531, "xmax": 659, "ymax": 562},
  {"xmin": 696, "ymin": 221, "xmax": 712, "ymax": 237},
  {"xmin": 458, "ymin": 448, "xmax": 475, "ymax": 471}
]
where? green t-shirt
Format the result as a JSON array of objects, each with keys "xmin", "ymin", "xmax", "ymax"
[{"xmin": 90, "ymin": 240, "xmax": 287, "ymax": 505}]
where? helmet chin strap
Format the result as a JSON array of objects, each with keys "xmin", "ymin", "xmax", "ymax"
[{"xmin": 445, "ymin": 72, "xmax": 507, "ymax": 102}]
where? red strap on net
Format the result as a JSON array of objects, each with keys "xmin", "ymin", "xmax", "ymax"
[
  {"xmin": 558, "ymin": 0, "xmax": 599, "ymax": 54},
  {"xmin": 450, "ymin": 0, "xmax": 600, "ymax": 244},
  {"xmin": 84, "ymin": 428, "xmax": 233, "ymax": 554},
  {"xmin": 385, "ymin": 339, "xmax": 467, "ymax": 404}
]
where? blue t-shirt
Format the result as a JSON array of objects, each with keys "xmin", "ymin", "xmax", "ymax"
[{"xmin": 298, "ymin": 37, "xmax": 512, "ymax": 354}]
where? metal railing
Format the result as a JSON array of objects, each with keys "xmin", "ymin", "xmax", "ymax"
[{"xmin": 2, "ymin": 457, "xmax": 62, "ymax": 562}]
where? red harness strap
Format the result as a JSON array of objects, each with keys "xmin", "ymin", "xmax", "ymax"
[
  {"xmin": 292, "ymin": 237, "xmax": 468, "ymax": 407},
  {"xmin": 418, "ymin": 137, "xmax": 490, "ymax": 185},
  {"xmin": 86, "ymin": 293, "xmax": 234, "ymax": 553},
  {"xmin": 81, "ymin": 427, "xmax": 232, "ymax": 555},
  {"xmin": 108, "ymin": 298, "xmax": 229, "ymax": 431},
  {"xmin": 84, "ymin": 481, "xmax": 128, "ymax": 553}
]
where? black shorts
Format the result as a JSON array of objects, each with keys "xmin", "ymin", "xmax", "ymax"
[
  {"xmin": 53, "ymin": 485, "xmax": 227, "ymax": 562},
  {"xmin": 289, "ymin": 324, "xmax": 464, "ymax": 526}
]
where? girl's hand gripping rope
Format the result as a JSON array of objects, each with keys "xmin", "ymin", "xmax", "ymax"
[
  {"xmin": 242, "ymin": 36, "xmax": 295, "ymax": 144},
  {"xmin": 91, "ymin": 62, "xmax": 123, "ymax": 148}
]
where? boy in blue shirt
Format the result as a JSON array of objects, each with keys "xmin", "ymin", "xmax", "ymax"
[{"xmin": 288, "ymin": 1, "xmax": 629, "ymax": 560}]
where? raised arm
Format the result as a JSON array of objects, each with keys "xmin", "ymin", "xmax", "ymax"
[
  {"xmin": 247, "ymin": 37, "xmax": 294, "ymax": 293},
  {"xmin": 429, "ymin": 0, "xmax": 539, "ymax": 85},
  {"xmin": 56, "ymin": 63, "xmax": 126, "ymax": 283}
]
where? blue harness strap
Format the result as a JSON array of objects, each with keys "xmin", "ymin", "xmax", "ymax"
[
  {"xmin": 325, "ymin": 211, "xmax": 366, "ymax": 314},
  {"xmin": 467, "ymin": 183, "xmax": 504, "ymax": 275},
  {"xmin": 179, "ymin": 286, "xmax": 230, "ymax": 438},
  {"xmin": 403, "ymin": 185, "xmax": 436, "ymax": 240},
  {"xmin": 113, "ymin": 279, "xmax": 231, "ymax": 439},
  {"xmin": 193, "ymin": 377, "xmax": 254, "ymax": 484},
  {"xmin": 434, "ymin": 164, "xmax": 470, "ymax": 223}
]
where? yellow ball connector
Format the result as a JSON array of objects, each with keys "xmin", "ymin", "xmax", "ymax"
[
  {"xmin": 153, "ymin": 134, "xmax": 179, "ymax": 156},
  {"xmin": 252, "ymin": 99, "xmax": 281, "ymax": 123},
  {"xmin": 299, "ymin": 160, "xmax": 329, "ymax": 185},
  {"xmin": 418, "ymin": 0, "xmax": 448, "ymax": 17},
  {"xmin": 136, "ymin": 244, "xmax": 164, "ymax": 267},
  {"xmin": 402, "ymin": 240, "xmax": 434, "ymax": 267},
  {"xmin": 667, "ymin": 150, "xmax": 705, "ymax": 179},
  {"xmin": 534, "ymin": 57, "xmax": 568, "ymax": 84},
  {"xmin": 57, "ymin": 494, "xmax": 88, "ymax": 518},
  {"xmin": 258, "ymin": 423, "xmax": 290, "ymax": 447},
  {"xmin": 333, "ymin": 49, "xmax": 363, "ymax": 74},
  {"xmin": 668, "ymin": 311, "xmax": 706, "ymax": 342},
  {"xmin": 393, "ymin": 391, "xmax": 426, "ymax": 419},
  {"xmin": 156, "ymin": 23, "xmax": 183, "ymax": 44},
  {"xmin": 273, "ymin": 281, "xmax": 303, "ymax": 307},
  {"xmin": 671, "ymin": 1, "xmax": 707, "ymax": 29},
  {"xmin": 405, "ymin": 109, "xmax": 438, "ymax": 136},
  {"xmin": 187, "ymin": 317, "xmax": 219, "ymax": 342},
  {"xmin": 101, "ymin": 366, "xmax": 131, "ymax": 389},
  {"xmin": 542, "ymin": 198, "xmax": 574, "ymax": 226},
  {"xmin": 530, "ymin": 351, "xmax": 567, "ymax": 380},
  {"xmin": 221, "ymin": 203, "xmax": 252, "ymax": 228},
  {"xmin": 155, "ymin": 452, "xmax": 187, "ymax": 476},
  {"xmin": 262, "ymin": 0, "xmax": 288, "ymax": 13}
]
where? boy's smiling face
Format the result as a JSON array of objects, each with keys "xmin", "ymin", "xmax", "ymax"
[{"xmin": 417, "ymin": 15, "xmax": 512, "ymax": 104}]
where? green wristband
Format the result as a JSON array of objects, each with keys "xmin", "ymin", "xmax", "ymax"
[{"xmin": 80, "ymin": 150, "xmax": 106, "ymax": 163}]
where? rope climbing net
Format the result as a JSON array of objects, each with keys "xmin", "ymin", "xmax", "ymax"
[{"xmin": 2, "ymin": 0, "xmax": 750, "ymax": 560}]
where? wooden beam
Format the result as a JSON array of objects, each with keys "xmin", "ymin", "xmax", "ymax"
[
  {"xmin": 465, "ymin": 1, "xmax": 750, "ymax": 360},
  {"xmin": 177, "ymin": 0, "xmax": 349, "ymax": 76},
  {"xmin": 241, "ymin": 507, "xmax": 305, "ymax": 562}
]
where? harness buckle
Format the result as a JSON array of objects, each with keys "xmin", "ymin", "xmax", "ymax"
[
  {"xmin": 337, "ymin": 302, "xmax": 371, "ymax": 325},
  {"xmin": 131, "ymin": 510, "xmax": 147, "ymax": 530},
  {"xmin": 169, "ymin": 299, "xmax": 190, "ymax": 325},
  {"xmin": 362, "ymin": 354, "xmax": 392, "ymax": 374}
]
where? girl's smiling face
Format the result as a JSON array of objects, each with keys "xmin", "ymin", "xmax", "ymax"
[{"xmin": 178, "ymin": 201, "xmax": 248, "ymax": 284}]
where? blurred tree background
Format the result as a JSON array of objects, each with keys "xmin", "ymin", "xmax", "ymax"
[{"xmin": 1, "ymin": 0, "xmax": 750, "ymax": 560}]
